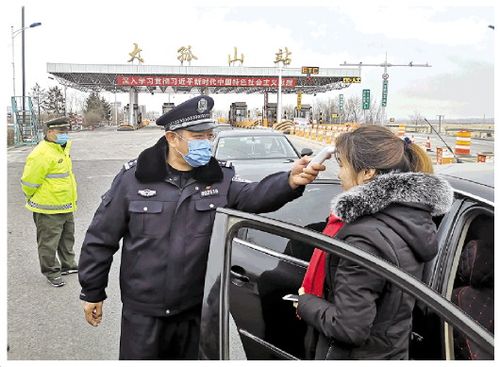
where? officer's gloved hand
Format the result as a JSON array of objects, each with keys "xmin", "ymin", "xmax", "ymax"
[{"xmin": 288, "ymin": 156, "xmax": 325, "ymax": 189}]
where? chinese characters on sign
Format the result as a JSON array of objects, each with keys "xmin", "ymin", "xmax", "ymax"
[
  {"xmin": 177, "ymin": 45, "xmax": 197, "ymax": 66},
  {"xmin": 362, "ymin": 89, "xmax": 371, "ymax": 110},
  {"xmin": 297, "ymin": 91, "xmax": 302, "ymax": 110},
  {"xmin": 339, "ymin": 94, "xmax": 344, "ymax": 113},
  {"xmin": 127, "ymin": 43, "xmax": 144, "ymax": 64},
  {"xmin": 274, "ymin": 47, "xmax": 292, "ymax": 66},
  {"xmin": 115, "ymin": 76, "xmax": 297, "ymax": 88},
  {"xmin": 381, "ymin": 80, "xmax": 388, "ymax": 107},
  {"xmin": 228, "ymin": 47, "xmax": 244, "ymax": 66}
]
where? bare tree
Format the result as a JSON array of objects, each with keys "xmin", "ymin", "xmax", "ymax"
[
  {"xmin": 364, "ymin": 98, "xmax": 383, "ymax": 124},
  {"xmin": 344, "ymin": 96, "xmax": 362, "ymax": 123}
]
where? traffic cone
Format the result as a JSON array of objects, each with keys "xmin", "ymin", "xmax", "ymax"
[{"xmin": 425, "ymin": 136, "xmax": 432, "ymax": 152}]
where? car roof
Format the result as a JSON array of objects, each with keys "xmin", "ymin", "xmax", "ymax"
[
  {"xmin": 435, "ymin": 163, "xmax": 494, "ymax": 188},
  {"xmin": 216, "ymin": 129, "xmax": 285, "ymax": 137},
  {"xmin": 434, "ymin": 163, "xmax": 494, "ymax": 205}
]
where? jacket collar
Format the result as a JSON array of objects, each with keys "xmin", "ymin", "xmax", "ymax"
[
  {"xmin": 43, "ymin": 139, "xmax": 71, "ymax": 152},
  {"xmin": 135, "ymin": 136, "xmax": 223, "ymax": 184},
  {"xmin": 331, "ymin": 171, "xmax": 454, "ymax": 223}
]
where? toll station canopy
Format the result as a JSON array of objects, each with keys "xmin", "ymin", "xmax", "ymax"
[{"xmin": 47, "ymin": 63, "xmax": 361, "ymax": 95}]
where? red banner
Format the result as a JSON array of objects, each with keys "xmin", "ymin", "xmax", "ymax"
[{"xmin": 115, "ymin": 75, "xmax": 297, "ymax": 88}]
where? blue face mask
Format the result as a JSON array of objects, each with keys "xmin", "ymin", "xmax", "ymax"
[
  {"xmin": 55, "ymin": 133, "xmax": 69, "ymax": 145},
  {"xmin": 177, "ymin": 137, "xmax": 212, "ymax": 167}
]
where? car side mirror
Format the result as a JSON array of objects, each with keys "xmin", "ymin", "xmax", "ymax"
[{"xmin": 300, "ymin": 148, "xmax": 313, "ymax": 157}]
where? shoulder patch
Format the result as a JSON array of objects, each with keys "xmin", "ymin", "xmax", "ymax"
[
  {"xmin": 101, "ymin": 167, "xmax": 127, "ymax": 206},
  {"xmin": 232, "ymin": 175, "xmax": 252, "ymax": 183},
  {"xmin": 123, "ymin": 159, "xmax": 137, "ymax": 170},
  {"xmin": 218, "ymin": 159, "xmax": 233, "ymax": 168}
]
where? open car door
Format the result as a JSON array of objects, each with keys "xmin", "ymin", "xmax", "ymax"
[{"xmin": 200, "ymin": 208, "xmax": 494, "ymax": 360}]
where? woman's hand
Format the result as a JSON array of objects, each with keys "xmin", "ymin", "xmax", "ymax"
[{"xmin": 293, "ymin": 287, "xmax": 306, "ymax": 309}]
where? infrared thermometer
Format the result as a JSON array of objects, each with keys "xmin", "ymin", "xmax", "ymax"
[{"xmin": 307, "ymin": 146, "xmax": 335, "ymax": 167}]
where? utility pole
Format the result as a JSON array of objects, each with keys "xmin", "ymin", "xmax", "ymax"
[
  {"xmin": 436, "ymin": 114, "xmax": 444, "ymax": 134},
  {"xmin": 341, "ymin": 52, "xmax": 431, "ymax": 124}
]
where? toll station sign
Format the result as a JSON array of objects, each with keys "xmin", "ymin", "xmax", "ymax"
[
  {"xmin": 116, "ymin": 75, "xmax": 297, "ymax": 88},
  {"xmin": 301, "ymin": 66, "xmax": 319, "ymax": 75}
]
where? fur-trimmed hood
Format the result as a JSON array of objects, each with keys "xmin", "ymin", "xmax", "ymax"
[
  {"xmin": 134, "ymin": 136, "xmax": 223, "ymax": 184},
  {"xmin": 331, "ymin": 171, "xmax": 454, "ymax": 223}
]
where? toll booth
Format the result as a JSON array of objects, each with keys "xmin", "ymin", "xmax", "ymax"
[
  {"xmin": 162, "ymin": 102, "xmax": 175, "ymax": 115},
  {"xmin": 123, "ymin": 103, "xmax": 139, "ymax": 126},
  {"xmin": 229, "ymin": 102, "xmax": 248, "ymax": 125},
  {"xmin": 294, "ymin": 104, "xmax": 312, "ymax": 124},
  {"xmin": 264, "ymin": 103, "xmax": 278, "ymax": 125}
]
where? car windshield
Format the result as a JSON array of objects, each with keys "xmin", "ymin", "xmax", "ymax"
[
  {"xmin": 213, "ymin": 125, "xmax": 233, "ymax": 134},
  {"xmin": 215, "ymin": 135, "xmax": 298, "ymax": 160}
]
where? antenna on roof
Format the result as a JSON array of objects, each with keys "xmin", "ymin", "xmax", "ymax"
[{"xmin": 423, "ymin": 118, "xmax": 462, "ymax": 163}]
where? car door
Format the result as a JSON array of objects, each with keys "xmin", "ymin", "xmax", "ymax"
[
  {"xmin": 229, "ymin": 181, "xmax": 343, "ymax": 359},
  {"xmin": 412, "ymin": 191, "xmax": 494, "ymax": 360},
  {"xmin": 200, "ymin": 207, "xmax": 494, "ymax": 360}
]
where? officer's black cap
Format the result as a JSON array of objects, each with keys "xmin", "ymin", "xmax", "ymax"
[
  {"xmin": 46, "ymin": 117, "xmax": 70, "ymax": 130},
  {"xmin": 156, "ymin": 95, "xmax": 217, "ymax": 131}
]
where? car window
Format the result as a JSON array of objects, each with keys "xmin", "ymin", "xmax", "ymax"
[
  {"xmin": 447, "ymin": 211, "xmax": 494, "ymax": 360},
  {"xmin": 215, "ymin": 136, "xmax": 298, "ymax": 160},
  {"xmin": 245, "ymin": 183, "xmax": 343, "ymax": 257}
]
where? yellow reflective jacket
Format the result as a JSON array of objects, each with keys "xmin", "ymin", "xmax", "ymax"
[{"xmin": 20, "ymin": 139, "xmax": 77, "ymax": 214}]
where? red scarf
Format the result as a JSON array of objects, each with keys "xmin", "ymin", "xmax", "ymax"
[{"xmin": 301, "ymin": 214, "xmax": 344, "ymax": 298}]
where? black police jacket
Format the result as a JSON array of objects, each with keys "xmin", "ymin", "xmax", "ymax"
[
  {"xmin": 79, "ymin": 136, "xmax": 304, "ymax": 316},
  {"xmin": 297, "ymin": 172, "xmax": 454, "ymax": 359}
]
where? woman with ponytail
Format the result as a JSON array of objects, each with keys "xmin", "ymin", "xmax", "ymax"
[{"xmin": 295, "ymin": 125, "xmax": 454, "ymax": 359}]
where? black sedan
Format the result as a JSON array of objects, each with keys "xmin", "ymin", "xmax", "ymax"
[
  {"xmin": 200, "ymin": 163, "xmax": 494, "ymax": 360},
  {"xmin": 212, "ymin": 129, "xmax": 313, "ymax": 180}
]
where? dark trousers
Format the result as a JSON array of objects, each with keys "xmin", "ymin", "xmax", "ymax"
[
  {"xmin": 32, "ymin": 212, "xmax": 77, "ymax": 280},
  {"xmin": 119, "ymin": 306, "xmax": 201, "ymax": 360}
]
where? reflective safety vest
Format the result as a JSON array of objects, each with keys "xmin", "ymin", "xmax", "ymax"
[{"xmin": 20, "ymin": 139, "xmax": 77, "ymax": 214}]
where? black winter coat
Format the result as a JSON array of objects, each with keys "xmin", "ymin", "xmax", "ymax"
[
  {"xmin": 297, "ymin": 172, "xmax": 454, "ymax": 360},
  {"xmin": 79, "ymin": 136, "xmax": 304, "ymax": 316}
]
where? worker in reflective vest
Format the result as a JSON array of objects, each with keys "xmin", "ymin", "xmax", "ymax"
[{"xmin": 20, "ymin": 117, "xmax": 78, "ymax": 288}]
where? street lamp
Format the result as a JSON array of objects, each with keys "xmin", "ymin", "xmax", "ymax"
[
  {"xmin": 11, "ymin": 6, "xmax": 41, "ymax": 135},
  {"xmin": 11, "ymin": 20, "xmax": 42, "ymax": 97}
]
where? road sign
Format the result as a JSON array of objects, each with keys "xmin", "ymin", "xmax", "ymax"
[
  {"xmin": 339, "ymin": 94, "xmax": 344, "ymax": 112},
  {"xmin": 362, "ymin": 89, "xmax": 370, "ymax": 110},
  {"xmin": 382, "ymin": 80, "xmax": 388, "ymax": 107},
  {"xmin": 301, "ymin": 66, "xmax": 319, "ymax": 75},
  {"xmin": 297, "ymin": 91, "xmax": 302, "ymax": 110},
  {"xmin": 342, "ymin": 77, "xmax": 361, "ymax": 83}
]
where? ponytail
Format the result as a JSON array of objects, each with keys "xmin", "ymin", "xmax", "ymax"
[{"xmin": 406, "ymin": 143, "xmax": 434, "ymax": 173}]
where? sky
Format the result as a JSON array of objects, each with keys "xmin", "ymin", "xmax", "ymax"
[{"xmin": 1, "ymin": 0, "xmax": 496, "ymax": 121}]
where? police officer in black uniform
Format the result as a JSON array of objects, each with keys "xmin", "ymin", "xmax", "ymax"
[{"xmin": 78, "ymin": 95, "xmax": 324, "ymax": 360}]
